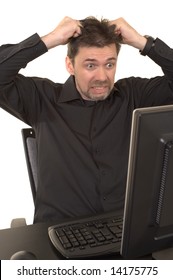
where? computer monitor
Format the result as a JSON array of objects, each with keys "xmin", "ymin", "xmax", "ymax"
[{"xmin": 121, "ymin": 104, "xmax": 173, "ymax": 259}]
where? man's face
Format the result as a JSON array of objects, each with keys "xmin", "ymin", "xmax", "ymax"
[{"xmin": 66, "ymin": 44, "xmax": 118, "ymax": 101}]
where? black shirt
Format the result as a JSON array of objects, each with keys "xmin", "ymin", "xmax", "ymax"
[{"xmin": 0, "ymin": 34, "xmax": 173, "ymax": 223}]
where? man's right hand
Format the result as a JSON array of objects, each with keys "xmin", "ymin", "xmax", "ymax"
[{"xmin": 41, "ymin": 16, "xmax": 82, "ymax": 50}]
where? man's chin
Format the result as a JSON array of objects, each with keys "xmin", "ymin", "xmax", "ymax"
[
  {"xmin": 89, "ymin": 92, "xmax": 110, "ymax": 101},
  {"xmin": 80, "ymin": 88, "xmax": 111, "ymax": 101}
]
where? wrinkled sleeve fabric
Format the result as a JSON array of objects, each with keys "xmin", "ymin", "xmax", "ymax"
[
  {"xmin": 116, "ymin": 38, "xmax": 173, "ymax": 109},
  {"xmin": 0, "ymin": 33, "xmax": 48, "ymax": 124},
  {"xmin": 147, "ymin": 38, "xmax": 173, "ymax": 86},
  {"xmin": 0, "ymin": 33, "xmax": 47, "ymax": 83}
]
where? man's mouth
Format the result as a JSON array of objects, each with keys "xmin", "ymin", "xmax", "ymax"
[{"xmin": 91, "ymin": 86, "xmax": 108, "ymax": 94}]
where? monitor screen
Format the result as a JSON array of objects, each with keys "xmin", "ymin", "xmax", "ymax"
[{"xmin": 121, "ymin": 104, "xmax": 173, "ymax": 259}]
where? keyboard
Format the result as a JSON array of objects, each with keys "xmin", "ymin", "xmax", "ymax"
[{"xmin": 48, "ymin": 211, "xmax": 123, "ymax": 258}]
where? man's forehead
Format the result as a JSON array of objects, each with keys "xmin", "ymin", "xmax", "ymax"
[{"xmin": 76, "ymin": 44, "xmax": 117, "ymax": 60}]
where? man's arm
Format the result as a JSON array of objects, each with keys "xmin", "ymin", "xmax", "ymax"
[
  {"xmin": 110, "ymin": 17, "xmax": 173, "ymax": 85},
  {"xmin": 0, "ymin": 33, "xmax": 48, "ymax": 124},
  {"xmin": 0, "ymin": 16, "xmax": 81, "ymax": 85},
  {"xmin": 0, "ymin": 16, "xmax": 82, "ymax": 124},
  {"xmin": 0, "ymin": 34, "xmax": 47, "ymax": 85}
]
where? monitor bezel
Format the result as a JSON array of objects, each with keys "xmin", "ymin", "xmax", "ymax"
[{"xmin": 121, "ymin": 104, "xmax": 173, "ymax": 259}]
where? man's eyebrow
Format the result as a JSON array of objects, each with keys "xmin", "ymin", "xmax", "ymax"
[{"xmin": 84, "ymin": 57, "xmax": 117, "ymax": 62}]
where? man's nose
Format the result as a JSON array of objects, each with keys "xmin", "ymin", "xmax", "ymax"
[{"xmin": 96, "ymin": 67, "xmax": 107, "ymax": 81}]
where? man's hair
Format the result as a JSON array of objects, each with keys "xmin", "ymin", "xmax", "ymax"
[{"xmin": 67, "ymin": 16, "xmax": 121, "ymax": 61}]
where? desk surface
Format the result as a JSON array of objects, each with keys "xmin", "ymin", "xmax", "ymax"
[
  {"xmin": 0, "ymin": 223, "xmax": 61, "ymax": 260},
  {"xmin": 0, "ymin": 223, "xmax": 130, "ymax": 260},
  {"xmin": 0, "ymin": 222, "xmax": 153, "ymax": 260}
]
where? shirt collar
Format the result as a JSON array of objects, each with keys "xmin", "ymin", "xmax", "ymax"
[
  {"xmin": 58, "ymin": 75, "xmax": 119, "ymax": 104},
  {"xmin": 58, "ymin": 76, "xmax": 82, "ymax": 103}
]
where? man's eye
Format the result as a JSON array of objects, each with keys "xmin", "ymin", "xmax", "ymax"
[
  {"xmin": 106, "ymin": 63, "xmax": 114, "ymax": 68},
  {"xmin": 86, "ymin": 64, "xmax": 95, "ymax": 69}
]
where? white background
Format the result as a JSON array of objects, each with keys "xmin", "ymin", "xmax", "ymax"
[{"xmin": 0, "ymin": 0, "xmax": 172, "ymax": 229}]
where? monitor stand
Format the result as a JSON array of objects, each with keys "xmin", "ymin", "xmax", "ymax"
[{"xmin": 152, "ymin": 247, "xmax": 173, "ymax": 259}]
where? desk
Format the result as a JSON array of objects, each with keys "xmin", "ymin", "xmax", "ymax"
[
  {"xmin": 0, "ymin": 223, "xmax": 126, "ymax": 260},
  {"xmin": 0, "ymin": 223, "xmax": 152, "ymax": 260},
  {"xmin": 0, "ymin": 223, "xmax": 61, "ymax": 260}
]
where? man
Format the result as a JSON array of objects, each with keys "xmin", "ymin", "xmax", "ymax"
[{"xmin": 0, "ymin": 16, "xmax": 173, "ymax": 224}]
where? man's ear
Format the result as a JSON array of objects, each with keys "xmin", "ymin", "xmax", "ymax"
[{"xmin": 65, "ymin": 56, "xmax": 75, "ymax": 75}]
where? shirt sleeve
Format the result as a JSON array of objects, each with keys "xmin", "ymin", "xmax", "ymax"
[
  {"xmin": 147, "ymin": 38, "xmax": 173, "ymax": 87},
  {"xmin": 0, "ymin": 34, "xmax": 48, "ymax": 125},
  {"xmin": 0, "ymin": 33, "xmax": 47, "ymax": 84},
  {"xmin": 116, "ymin": 38, "xmax": 173, "ymax": 109}
]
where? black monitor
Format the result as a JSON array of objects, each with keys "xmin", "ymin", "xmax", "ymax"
[{"xmin": 121, "ymin": 104, "xmax": 173, "ymax": 259}]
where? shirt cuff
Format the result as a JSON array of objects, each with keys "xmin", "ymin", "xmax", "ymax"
[{"xmin": 140, "ymin": 36, "xmax": 155, "ymax": 56}]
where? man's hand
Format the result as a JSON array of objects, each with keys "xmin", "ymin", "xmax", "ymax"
[
  {"xmin": 41, "ymin": 16, "xmax": 82, "ymax": 49},
  {"xmin": 109, "ymin": 17, "xmax": 147, "ymax": 51}
]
